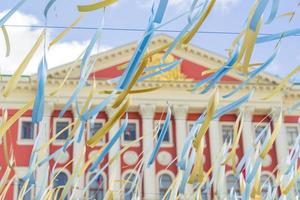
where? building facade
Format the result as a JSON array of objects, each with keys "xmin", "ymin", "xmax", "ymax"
[{"xmin": 0, "ymin": 35, "xmax": 299, "ymax": 199}]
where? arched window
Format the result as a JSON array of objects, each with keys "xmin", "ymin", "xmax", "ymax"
[
  {"xmin": 158, "ymin": 173, "xmax": 172, "ymax": 200},
  {"xmin": 17, "ymin": 179, "xmax": 31, "ymax": 200},
  {"xmin": 226, "ymin": 174, "xmax": 240, "ymax": 197},
  {"xmin": 124, "ymin": 173, "xmax": 137, "ymax": 200},
  {"xmin": 88, "ymin": 173, "xmax": 106, "ymax": 200},
  {"xmin": 53, "ymin": 171, "xmax": 68, "ymax": 200},
  {"xmin": 200, "ymin": 182, "xmax": 210, "ymax": 200},
  {"xmin": 260, "ymin": 174, "xmax": 273, "ymax": 198}
]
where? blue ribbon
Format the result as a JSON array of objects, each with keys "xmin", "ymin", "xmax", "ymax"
[
  {"xmin": 44, "ymin": 0, "xmax": 57, "ymax": 17},
  {"xmin": 89, "ymin": 114, "xmax": 128, "ymax": 172},
  {"xmin": 32, "ymin": 57, "xmax": 47, "ymax": 123},
  {"xmin": 265, "ymin": 0, "xmax": 279, "ymax": 24},
  {"xmin": 249, "ymin": 0, "xmax": 269, "ymax": 31},
  {"xmin": 147, "ymin": 106, "xmax": 171, "ymax": 167},
  {"xmin": 0, "ymin": 0, "xmax": 26, "ymax": 27}
]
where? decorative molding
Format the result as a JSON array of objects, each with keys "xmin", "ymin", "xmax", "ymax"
[
  {"xmin": 157, "ymin": 151, "xmax": 172, "ymax": 166},
  {"xmin": 139, "ymin": 104, "xmax": 156, "ymax": 119},
  {"xmin": 123, "ymin": 151, "xmax": 139, "ymax": 166},
  {"xmin": 173, "ymin": 105, "xmax": 188, "ymax": 120}
]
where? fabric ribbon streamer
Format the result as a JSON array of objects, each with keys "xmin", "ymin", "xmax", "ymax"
[
  {"xmin": 2, "ymin": 30, "xmax": 45, "ymax": 97},
  {"xmin": 77, "ymin": 0, "xmax": 118, "ymax": 12},
  {"xmin": 87, "ymin": 98, "xmax": 130, "ymax": 147},
  {"xmin": 1, "ymin": 26, "xmax": 10, "ymax": 57},
  {"xmin": 89, "ymin": 113, "xmax": 128, "ymax": 172},
  {"xmin": 0, "ymin": 0, "xmax": 26, "ymax": 26},
  {"xmin": 147, "ymin": 106, "xmax": 171, "ymax": 167}
]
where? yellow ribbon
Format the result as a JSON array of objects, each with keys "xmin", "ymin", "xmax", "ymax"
[
  {"xmin": 77, "ymin": 0, "xmax": 118, "ymax": 12},
  {"xmin": 180, "ymin": 0, "xmax": 216, "ymax": 45},
  {"xmin": 193, "ymin": 88, "xmax": 219, "ymax": 149},
  {"xmin": 262, "ymin": 65, "xmax": 300, "ymax": 100},
  {"xmin": 49, "ymin": 15, "xmax": 84, "ymax": 49},
  {"xmin": 2, "ymin": 30, "xmax": 45, "ymax": 97},
  {"xmin": 0, "ymin": 99, "xmax": 34, "ymax": 138},
  {"xmin": 1, "ymin": 26, "xmax": 10, "ymax": 57},
  {"xmin": 260, "ymin": 112, "xmax": 282, "ymax": 159},
  {"xmin": 87, "ymin": 98, "xmax": 130, "ymax": 147}
]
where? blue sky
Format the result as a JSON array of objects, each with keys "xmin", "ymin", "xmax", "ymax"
[{"xmin": 0, "ymin": 0, "xmax": 299, "ymax": 81}]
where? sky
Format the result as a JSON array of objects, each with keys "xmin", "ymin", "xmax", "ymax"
[{"xmin": 0, "ymin": 0, "xmax": 299, "ymax": 81}]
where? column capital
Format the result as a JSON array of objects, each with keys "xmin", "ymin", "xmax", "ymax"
[
  {"xmin": 173, "ymin": 105, "xmax": 188, "ymax": 120},
  {"xmin": 271, "ymin": 107, "xmax": 283, "ymax": 120},
  {"xmin": 139, "ymin": 104, "xmax": 156, "ymax": 119},
  {"xmin": 71, "ymin": 102, "xmax": 85, "ymax": 118},
  {"xmin": 240, "ymin": 106, "xmax": 255, "ymax": 122},
  {"xmin": 44, "ymin": 101, "xmax": 54, "ymax": 117}
]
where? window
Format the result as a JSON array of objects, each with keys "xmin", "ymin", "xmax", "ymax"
[
  {"xmin": 55, "ymin": 120, "xmax": 70, "ymax": 140},
  {"xmin": 155, "ymin": 121, "xmax": 172, "ymax": 144},
  {"xmin": 89, "ymin": 122, "xmax": 103, "ymax": 138},
  {"xmin": 221, "ymin": 124, "xmax": 234, "ymax": 144},
  {"xmin": 88, "ymin": 173, "xmax": 105, "ymax": 200},
  {"xmin": 254, "ymin": 124, "xmax": 269, "ymax": 144},
  {"xmin": 124, "ymin": 173, "xmax": 137, "ymax": 200},
  {"xmin": 158, "ymin": 174, "xmax": 172, "ymax": 200},
  {"xmin": 188, "ymin": 121, "xmax": 206, "ymax": 147},
  {"xmin": 193, "ymin": 181, "xmax": 210, "ymax": 200},
  {"xmin": 286, "ymin": 126, "xmax": 299, "ymax": 146},
  {"xmin": 17, "ymin": 179, "xmax": 31, "ymax": 200},
  {"xmin": 53, "ymin": 171, "xmax": 68, "ymax": 200},
  {"xmin": 124, "ymin": 123, "xmax": 137, "ymax": 141},
  {"xmin": 226, "ymin": 174, "xmax": 240, "ymax": 197},
  {"xmin": 20, "ymin": 119, "xmax": 34, "ymax": 140},
  {"xmin": 260, "ymin": 174, "xmax": 273, "ymax": 198}
]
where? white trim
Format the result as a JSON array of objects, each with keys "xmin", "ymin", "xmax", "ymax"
[
  {"xmin": 88, "ymin": 119, "xmax": 106, "ymax": 146},
  {"xmin": 285, "ymin": 123, "xmax": 300, "ymax": 147},
  {"xmin": 86, "ymin": 172, "xmax": 107, "ymax": 199},
  {"xmin": 219, "ymin": 122, "xmax": 238, "ymax": 148},
  {"xmin": 187, "ymin": 121, "xmax": 206, "ymax": 147},
  {"xmin": 14, "ymin": 167, "xmax": 34, "ymax": 200},
  {"xmin": 154, "ymin": 120, "xmax": 173, "ymax": 147},
  {"xmin": 120, "ymin": 119, "xmax": 140, "ymax": 147},
  {"xmin": 156, "ymin": 170, "xmax": 175, "ymax": 197},
  {"xmin": 52, "ymin": 118, "xmax": 72, "ymax": 145},
  {"xmin": 17, "ymin": 117, "xmax": 37, "ymax": 145},
  {"xmin": 225, "ymin": 171, "xmax": 240, "ymax": 196}
]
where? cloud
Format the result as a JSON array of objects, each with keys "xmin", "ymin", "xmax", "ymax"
[
  {"xmin": 217, "ymin": 0, "xmax": 240, "ymax": 11},
  {"xmin": 0, "ymin": 11, "xmax": 111, "ymax": 75}
]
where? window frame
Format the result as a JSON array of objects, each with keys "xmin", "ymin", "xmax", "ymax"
[
  {"xmin": 156, "ymin": 170, "xmax": 175, "ymax": 200},
  {"xmin": 53, "ymin": 118, "xmax": 72, "ymax": 145},
  {"xmin": 52, "ymin": 169, "xmax": 70, "ymax": 199},
  {"xmin": 285, "ymin": 123, "xmax": 300, "ymax": 147},
  {"xmin": 88, "ymin": 119, "xmax": 106, "ymax": 146},
  {"xmin": 219, "ymin": 122, "xmax": 236, "ymax": 147},
  {"xmin": 13, "ymin": 167, "xmax": 34, "ymax": 200},
  {"xmin": 121, "ymin": 119, "xmax": 140, "ymax": 147},
  {"xmin": 86, "ymin": 172, "xmax": 107, "ymax": 200},
  {"xmin": 154, "ymin": 120, "xmax": 173, "ymax": 147},
  {"xmin": 17, "ymin": 117, "xmax": 37, "ymax": 145},
  {"xmin": 260, "ymin": 172, "xmax": 276, "ymax": 198},
  {"xmin": 122, "ymin": 170, "xmax": 141, "ymax": 200},
  {"xmin": 252, "ymin": 122, "xmax": 271, "ymax": 145},
  {"xmin": 225, "ymin": 172, "xmax": 240, "ymax": 197}
]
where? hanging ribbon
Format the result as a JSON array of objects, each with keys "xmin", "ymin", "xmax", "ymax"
[
  {"xmin": 147, "ymin": 106, "xmax": 171, "ymax": 166},
  {"xmin": 1, "ymin": 26, "xmax": 10, "ymax": 57},
  {"xmin": 2, "ymin": 30, "xmax": 45, "ymax": 97},
  {"xmin": 89, "ymin": 114, "xmax": 128, "ymax": 172},
  {"xmin": 262, "ymin": 65, "xmax": 300, "ymax": 100},
  {"xmin": 77, "ymin": 0, "xmax": 118, "ymax": 12},
  {"xmin": 87, "ymin": 98, "xmax": 130, "ymax": 147}
]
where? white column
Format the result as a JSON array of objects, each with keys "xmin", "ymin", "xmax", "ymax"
[
  {"xmin": 241, "ymin": 106, "xmax": 254, "ymax": 153},
  {"xmin": 209, "ymin": 119, "xmax": 223, "ymax": 198},
  {"xmin": 36, "ymin": 102, "xmax": 53, "ymax": 195},
  {"xmin": 139, "ymin": 104, "xmax": 156, "ymax": 200},
  {"xmin": 106, "ymin": 107, "xmax": 121, "ymax": 199},
  {"xmin": 173, "ymin": 105, "xmax": 191, "ymax": 197},
  {"xmin": 72, "ymin": 104, "xmax": 85, "ymax": 197},
  {"xmin": 272, "ymin": 108, "xmax": 289, "ymax": 169}
]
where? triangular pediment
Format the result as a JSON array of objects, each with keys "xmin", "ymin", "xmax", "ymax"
[{"xmin": 44, "ymin": 34, "xmax": 285, "ymax": 86}]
